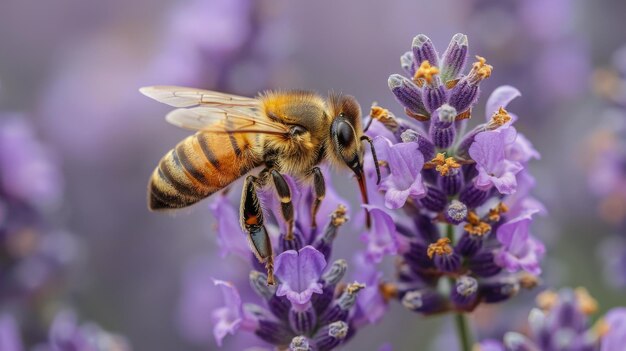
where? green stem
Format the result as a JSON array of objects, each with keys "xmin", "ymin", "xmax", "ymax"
[
  {"xmin": 445, "ymin": 223, "xmax": 474, "ymax": 351},
  {"xmin": 454, "ymin": 312, "xmax": 474, "ymax": 351},
  {"xmin": 446, "ymin": 222, "xmax": 455, "ymax": 242}
]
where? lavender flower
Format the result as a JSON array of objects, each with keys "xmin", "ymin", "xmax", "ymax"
[
  {"xmin": 585, "ymin": 46, "xmax": 626, "ymax": 289},
  {"xmin": 0, "ymin": 311, "xmax": 130, "ymax": 351},
  {"xmin": 0, "ymin": 117, "xmax": 78, "ymax": 304},
  {"xmin": 477, "ymin": 288, "xmax": 626, "ymax": 351},
  {"xmin": 365, "ymin": 33, "xmax": 544, "ymax": 316},
  {"xmin": 205, "ymin": 176, "xmax": 380, "ymax": 349}
]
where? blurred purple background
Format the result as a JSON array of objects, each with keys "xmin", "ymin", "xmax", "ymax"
[{"xmin": 2, "ymin": 0, "xmax": 626, "ymax": 349}]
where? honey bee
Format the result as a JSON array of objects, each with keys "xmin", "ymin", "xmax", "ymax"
[{"xmin": 140, "ymin": 86, "xmax": 380, "ymax": 284}]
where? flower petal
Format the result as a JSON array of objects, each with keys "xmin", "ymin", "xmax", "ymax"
[
  {"xmin": 274, "ymin": 246, "xmax": 326, "ymax": 307},
  {"xmin": 485, "ymin": 85, "xmax": 521, "ymax": 121}
]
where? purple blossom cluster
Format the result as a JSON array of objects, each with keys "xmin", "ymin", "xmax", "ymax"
[
  {"xmin": 361, "ymin": 33, "xmax": 544, "ymax": 315},
  {"xmin": 585, "ymin": 46, "xmax": 626, "ymax": 288},
  {"xmin": 202, "ymin": 173, "xmax": 384, "ymax": 350},
  {"xmin": 0, "ymin": 116, "xmax": 77, "ymax": 303},
  {"xmin": 0, "ymin": 310, "xmax": 131, "ymax": 351},
  {"xmin": 479, "ymin": 288, "xmax": 626, "ymax": 351}
]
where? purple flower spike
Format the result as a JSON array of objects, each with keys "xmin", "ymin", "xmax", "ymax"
[
  {"xmin": 275, "ymin": 246, "xmax": 326, "ymax": 311},
  {"xmin": 212, "ymin": 279, "xmax": 245, "ymax": 346},
  {"xmin": 602, "ymin": 308, "xmax": 626, "ymax": 351},
  {"xmin": 209, "ymin": 195, "xmax": 250, "ymax": 259},
  {"xmin": 469, "ymin": 128, "xmax": 523, "ymax": 194},
  {"xmin": 485, "ymin": 85, "xmax": 522, "ymax": 123},
  {"xmin": 374, "ymin": 137, "xmax": 426, "ymax": 209},
  {"xmin": 494, "ymin": 211, "xmax": 545, "ymax": 275},
  {"xmin": 360, "ymin": 207, "xmax": 399, "ymax": 264}
]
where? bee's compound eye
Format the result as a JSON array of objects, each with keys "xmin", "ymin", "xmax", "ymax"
[
  {"xmin": 289, "ymin": 125, "xmax": 307, "ymax": 136},
  {"xmin": 336, "ymin": 121, "xmax": 355, "ymax": 148}
]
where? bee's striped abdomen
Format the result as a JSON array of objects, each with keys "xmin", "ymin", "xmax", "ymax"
[{"xmin": 148, "ymin": 132, "xmax": 258, "ymax": 211}]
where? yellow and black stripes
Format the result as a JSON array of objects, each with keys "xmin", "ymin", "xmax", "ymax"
[{"xmin": 148, "ymin": 131, "xmax": 259, "ymax": 210}]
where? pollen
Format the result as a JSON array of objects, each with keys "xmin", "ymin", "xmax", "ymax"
[
  {"xmin": 370, "ymin": 105, "xmax": 390, "ymax": 120},
  {"xmin": 472, "ymin": 55, "xmax": 493, "ymax": 80},
  {"xmin": 346, "ymin": 282, "xmax": 366, "ymax": 295},
  {"xmin": 370, "ymin": 104, "xmax": 399, "ymax": 130},
  {"xmin": 430, "ymin": 153, "xmax": 461, "ymax": 176},
  {"xmin": 427, "ymin": 238, "xmax": 453, "ymax": 259},
  {"xmin": 594, "ymin": 319, "xmax": 611, "ymax": 338},
  {"xmin": 536, "ymin": 289, "xmax": 558, "ymax": 310},
  {"xmin": 490, "ymin": 107, "xmax": 512, "ymax": 127},
  {"xmin": 379, "ymin": 282, "xmax": 399, "ymax": 302},
  {"xmin": 488, "ymin": 202, "xmax": 509, "ymax": 222},
  {"xmin": 414, "ymin": 60, "xmax": 440, "ymax": 84},
  {"xmin": 331, "ymin": 204, "xmax": 349, "ymax": 227},
  {"xmin": 575, "ymin": 287, "xmax": 598, "ymax": 315},
  {"xmin": 464, "ymin": 211, "xmax": 492, "ymax": 236}
]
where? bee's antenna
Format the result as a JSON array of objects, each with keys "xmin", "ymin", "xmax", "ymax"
[{"xmin": 360, "ymin": 135, "xmax": 381, "ymax": 185}]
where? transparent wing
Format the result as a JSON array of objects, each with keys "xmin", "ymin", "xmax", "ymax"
[
  {"xmin": 165, "ymin": 106, "xmax": 290, "ymax": 135},
  {"xmin": 139, "ymin": 85, "xmax": 260, "ymax": 108}
]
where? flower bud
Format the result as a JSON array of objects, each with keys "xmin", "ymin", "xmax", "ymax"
[
  {"xmin": 388, "ymin": 74, "xmax": 427, "ymax": 115},
  {"xmin": 428, "ymin": 238, "xmax": 461, "ymax": 273},
  {"xmin": 468, "ymin": 251, "xmax": 502, "ymax": 277},
  {"xmin": 268, "ymin": 295, "xmax": 291, "ymax": 321},
  {"xmin": 459, "ymin": 184, "xmax": 490, "ymax": 208},
  {"xmin": 289, "ymin": 307, "xmax": 317, "ymax": 335},
  {"xmin": 440, "ymin": 169, "xmax": 463, "ymax": 195},
  {"xmin": 429, "ymin": 104, "xmax": 457, "ymax": 148},
  {"xmin": 250, "ymin": 271, "xmax": 276, "ymax": 300},
  {"xmin": 401, "ymin": 51, "xmax": 416, "ymax": 76},
  {"xmin": 279, "ymin": 231, "xmax": 304, "ymax": 252},
  {"xmin": 311, "ymin": 285, "xmax": 334, "ymax": 316},
  {"xmin": 321, "ymin": 259, "xmax": 348, "ymax": 286},
  {"xmin": 314, "ymin": 321, "xmax": 349, "ymax": 351},
  {"xmin": 412, "ymin": 34, "xmax": 439, "ymax": 68},
  {"xmin": 451, "ymin": 276, "xmax": 479, "ymax": 311},
  {"xmin": 422, "ymin": 85, "xmax": 447, "ymax": 113},
  {"xmin": 445, "ymin": 200, "xmax": 468, "ymax": 225},
  {"xmin": 290, "ymin": 336, "xmax": 312, "ymax": 351},
  {"xmin": 401, "ymin": 129, "xmax": 435, "ymax": 160},
  {"xmin": 319, "ymin": 283, "xmax": 365, "ymax": 325},
  {"xmin": 400, "ymin": 288, "xmax": 447, "ymax": 314},
  {"xmin": 455, "ymin": 231, "xmax": 483, "ymax": 257},
  {"xmin": 418, "ymin": 186, "xmax": 447, "ymax": 212},
  {"xmin": 255, "ymin": 319, "xmax": 295, "ymax": 345},
  {"xmin": 480, "ymin": 277, "xmax": 520, "ymax": 303},
  {"xmin": 448, "ymin": 79, "xmax": 479, "ymax": 114},
  {"xmin": 405, "ymin": 242, "xmax": 436, "ymax": 272},
  {"xmin": 440, "ymin": 33, "xmax": 469, "ymax": 83}
]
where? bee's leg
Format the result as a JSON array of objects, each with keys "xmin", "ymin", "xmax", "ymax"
[
  {"xmin": 269, "ymin": 169, "xmax": 295, "ymax": 241},
  {"xmin": 240, "ymin": 175, "xmax": 275, "ymax": 285},
  {"xmin": 310, "ymin": 167, "xmax": 326, "ymax": 230}
]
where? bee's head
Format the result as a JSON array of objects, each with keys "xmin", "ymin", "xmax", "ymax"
[{"xmin": 329, "ymin": 93, "xmax": 380, "ymax": 227}]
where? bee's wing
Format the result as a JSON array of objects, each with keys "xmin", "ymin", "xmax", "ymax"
[
  {"xmin": 165, "ymin": 106, "xmax": 290, "ymax": 135},
  {"xmin": 139, "ymin": 85, "xmax": 260, "ymax": 108}
]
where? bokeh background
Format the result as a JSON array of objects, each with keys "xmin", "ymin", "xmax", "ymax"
[{"xmin": 2, "ymin": 0, "xmax": 626, "ymax": 349}]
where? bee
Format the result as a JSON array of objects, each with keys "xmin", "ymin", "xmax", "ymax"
[{"xmin": 140, "ymin": 86, "xmax": 380, "ymax": 284}]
